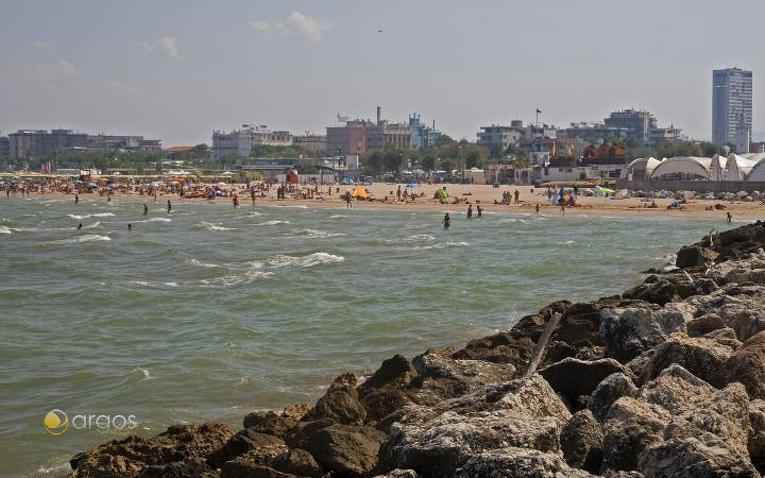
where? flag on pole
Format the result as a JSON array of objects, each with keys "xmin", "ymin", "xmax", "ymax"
[{"xmin": 536, "ymin": 108, "xmax": 542, "ymax": 114}]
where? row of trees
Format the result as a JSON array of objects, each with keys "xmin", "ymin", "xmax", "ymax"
[{"xmin": 361, "ymin": 138, "xmax": 493, "ymax": 176}]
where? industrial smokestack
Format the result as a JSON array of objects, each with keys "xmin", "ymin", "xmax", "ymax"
[{"xmin": 376, "ymin": 106, "xmax": 381, "ymax": 125}]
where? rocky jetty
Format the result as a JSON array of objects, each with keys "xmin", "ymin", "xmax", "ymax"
[{"xmin": 68, "ymin": 222, "xmax": 765, "ymax": 477}]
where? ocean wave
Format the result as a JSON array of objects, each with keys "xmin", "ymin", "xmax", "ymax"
[
  {"xmin": 265, "ymin": 252, "xmax": 344, "ymax": 268},
  {"xmin": 560, "ymin": 240, "xmax": 576, "ymax": 246},
  {"xmin": 496, "ymin": 218, "xmax": 528, "ymax": 224},
  {"xmin": 67, "ymin": 213, "xmax": 114, "ymax": 220},
  {"xmin": 405, "ymin": 241, "xmax": 470, "ymax": 250},
  {"xmin": 51, "ymin": 234, "xmax": 111, "ymax": 244},
  {"xmin": 36, "ymin": 463, "xmax": 70, "ymax": 475},
  {"xmin": 196, "ymin": 222, "xmax": 234, "ymax": 232},
  {"xmin": 0, "ymin": 226, "xmax": 11, "ymax": 235},
  {"xmin": 200, "ymin": 270, "xmax": 273, "ymax": 287},
  {"xmin": 255, "ymin": 220, "xmax": 290, "ymax": 226},
  {"xmin": 188, "ymin": 258, "xmax": 220, "ymax": 268},
  {"xmin": 142, "ymin": 217, "xmax": 172, "ymax": 223},
  {"xmin": 133, "ymin": 367, "xmax": 152, "ymax": 380},
  {"xmin": 287, "ymin": 228, "xmax": 345, "ymax": 239},
  {"xmin": 329, "ymin": 214, "xmax": 347, "ymax": 219}
]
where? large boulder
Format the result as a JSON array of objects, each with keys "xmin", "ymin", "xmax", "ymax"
[
  {"xmin": 378, "ymin": 375, "xmax": 570, "ymax": 478},
  {"xmin": 601, "ymin": 397, "xmax": 671, "ymax": 472},
  {"xmin": 136, "ymin": 457, "xmax": 213, "ymax": 478},
  {"xmin": 638, "ymin": 437, "xmax": 759, "ymax": 478},
  {"xmin": 560, "ymin": 410, "xmax": 603, "ymax": 472},
  {"xmin": 603, "ymin": 364, "xmax": 755, "ymax": 475},
  {"xmin": 726, "ymin": 331, "xmax": 765, "ymax": 400},
  {"xmin": 599, "ymin": 305, "xmax": 687, "ymax": 362},
  {"xmin": 271, "ymin": 448, "xmax": 322, "ymax": 477},
  {"xmin": 69, "ymin": 423, "xmax": 234, "ymax": 478},
  {"xmin": 302, "ymin": 373, "xmax": 366, "ymax": 425},
  {"xmin": 539, "ymin": 357, "xmax": 631, "ymax": 406},
  {"xmin": 243, "ymin": 404, "xmax": 310, "ymax": 438},
  {"xmin": 208, "ymin": 429, "xmax": 286, "ymax": 468},
  {"xmin": 633, "ymin": 334, "xmax": 734, "ymax": 387},
  {"xmin": 407, "ymin": 350, "xmax": 516, "ymax": 404},
  {"xmin": 750, "ymin": 400, "xmax": 765, "ymax": 473},
  {"xmin": 453, "ymin": 447, "xmax": 597, "ymax": 478},
  {"xmin": 300, "ymin": 424, "xmax": 386, "ymax": 478},
  {"xmin": 676, "ymin": 244, "xmax": 718, "ymax": 269},
  {"xmin": 588, "ymin": 373, "xmax": 639, "ymax": 422},
  {"xmin": 360, "ymin": 354, "xmax": 416, "ymax": 391}
]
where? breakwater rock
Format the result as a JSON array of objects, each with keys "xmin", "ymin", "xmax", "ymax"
[{"xmin": 68, "ymin": 221, "xmax": 765, "ymax": 477}]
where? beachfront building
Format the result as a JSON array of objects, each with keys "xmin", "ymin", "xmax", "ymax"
[
  {"xmin": 86, "ymin": 134, "xmax": 162, "ymax": 152},
  {"xmin": 211, "ymin": 125, "xmax": 293, "ymax": 162},
  {"xmin": 477, "ymin": 124, "xmax": 524, "ymax": 159},
  {"xmin": 8, "ymin": 129, "xmax": 88, "ymax": 163},
  {"xmin": 326, "ymin": 119, "xmax": 369, "ymax": 156},
  {"xmin": 604, "ymin": 109, "xmax": 657, "ymax": 145},
  {"xmin": 713, "ymin": 68, "xmax": 753, "ymax": 153},
  {"xmin": 293, "ymin": 134, "xmax": 327, "ymax": 153},
  {"xmin": 409, "ymin": 113, "xmax": 441, "ymax": 149}
]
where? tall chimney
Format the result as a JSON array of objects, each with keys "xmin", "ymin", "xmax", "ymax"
[{"xmin": 376, "ymin": 106, "xmax": 381, "ymax": 125}]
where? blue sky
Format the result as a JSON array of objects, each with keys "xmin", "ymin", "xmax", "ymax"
[{"xmin": 0, "ymin": 0, "xmax": 763, "ymax": 145}]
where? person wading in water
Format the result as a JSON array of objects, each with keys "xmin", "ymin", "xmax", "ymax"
[{"xmin": 442, "ymin": 213, "xmax": 451, "ymax": 230}]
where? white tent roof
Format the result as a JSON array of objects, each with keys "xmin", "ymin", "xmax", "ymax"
[
  {"xmin": 650, "ymin": 156, "xmax": 712, "ymax": 180},
  {"xmin": 745, "ymin": 155, "xmax": 765, "ymax": 181},
  {"xmin": 626, "ymin": 157, "xmax": 661, "ymax": 171}
]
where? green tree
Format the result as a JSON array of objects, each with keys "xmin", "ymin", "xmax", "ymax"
[
  {"xmin": 382, "ymin": 150, "xmax": 403, "ymax": 173},
  {"xmin": 363, "ymin": 151, "xmax": 383, "ymax": 176},
  {"xmin": 421, "ymin": 153, "xmax": 436, "ymax": 172},
  {"xmin": 657, "ymin": 140, "xmax": 704, "ymax": 158},
  {"xmin": 439, "ymin": 158, "xmax": 456, "ymax": 172}
]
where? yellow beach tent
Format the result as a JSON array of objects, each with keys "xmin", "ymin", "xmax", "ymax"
[{"xmin": 352, "ymin": 186, "xmax": 368, "ymax": 200}]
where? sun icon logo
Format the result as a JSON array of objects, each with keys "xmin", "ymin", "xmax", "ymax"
[{"xmin": 44, "ymin": 409, "xmax": 69, "ymax": 435}]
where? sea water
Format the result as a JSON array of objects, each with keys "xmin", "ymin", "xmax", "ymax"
[{"xmin": 0, "ymin": 197, "xmax": 733, "ymax": 477}]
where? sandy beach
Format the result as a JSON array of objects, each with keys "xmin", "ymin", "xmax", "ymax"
[{"xmin": 22, "ymin": 183, "xmax": 765, "ymax": 221}]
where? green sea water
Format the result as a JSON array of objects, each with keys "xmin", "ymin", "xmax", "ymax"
[{"xmin": 0, "ymin": 196, "xmax": 738, "ymax": 477}]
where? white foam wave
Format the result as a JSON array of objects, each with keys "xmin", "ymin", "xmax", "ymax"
[
  {"xmin": 560, "ymin": 240, "xmax": 576, "ymax": 246},
  {"xmin": 496, "ymin": 218, "xmax": 528, "ymax": 224},
  {"xmin": 0, "ymin": 226, "xmax": 11, "ymax": 235},
  {"xmin": 144, "ymin": 217, "xmax": 172, "ymax": 223},
  {"xmin": 329, "ymin": 214, "xmax": 347, "ymax": 219},
  {"xmin": 37, "ymin": 463, "xmax": 69, "ymax": 475},
  {"xmin": 196, "ymin": 221, "xmax": 235, "ymax": 231},
  {"xmin": 256, "ymin": 220, "xmax": 290, "ymax": 226},
  {"xmin": 200, "ymin": 270, "xmax": 273, "ymax": 287},
  {"xmin": 134, "ymin": 367, "xmax": 152, "ymax": 380},
  {"xmin": 53, "ymin": 234, "xmax": 111, "ymax": 244},
  {"xmin": 82, "ymin": 221, "xmax": 101, "ymax": 229},
  {"xmin": 188, "ymin": 258, "xmax": 220, "ymax": 268},
  {"xmin": 130, "ymin": 280, "xmax": 151, "ymax": 287},
  {"xmin": 164, "ymin": 282, "xmax": 179, "ymax": 287},
  {"xmin": 265, "ymin": 252, "xmax": 344, "ymax": 268},
  {"xmin": 407, "ymin": 241, "xmax": 470, "ymax": 250},
  {"xmin": 288, "ymin": 228, "xmax": 345, "ymax": 239},
  {"xmin": 67, "ymin": 212, "xmax": 114, "ymax": 220}
]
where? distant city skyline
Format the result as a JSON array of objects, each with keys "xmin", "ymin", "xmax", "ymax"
[{"xmin": 0, "ymin": 1, "xmax": 763, "ymax": 146}]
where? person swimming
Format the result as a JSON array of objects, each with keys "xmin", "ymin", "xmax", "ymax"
[
  {"xmin": 77, "ymin": 223, "xmax": 83, "ymax": 230},
  {"xmin": 128, "ymin": 223, "xmax": 132, "ymax": 231},
  {"xmin": 442, "ymin": 213, "xmax": 451, "ymax": 230}
]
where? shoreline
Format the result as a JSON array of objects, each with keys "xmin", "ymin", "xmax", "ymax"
[
  {"xmin": 6, "ymin": 183, "xmax": 764, "ymax": 220},
  {"xmin": 63, "ymin": 221, "xmax": 765, "ymax": 477}
]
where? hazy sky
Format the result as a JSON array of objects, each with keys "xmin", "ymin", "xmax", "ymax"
[{"xmin": 1, "ymin": 0, "xmax": 763, "ymax": 146}]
